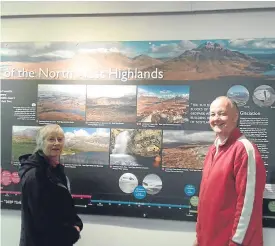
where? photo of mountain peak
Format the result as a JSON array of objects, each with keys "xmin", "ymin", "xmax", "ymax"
[
  {"xmin": 147, "ymin": 40, "xmax": 275, "ymax": 80},
  {"xmin": 1, "ymin": 38, "xmax": 274, "ymax": 80},
  {"xmin": 61, "ymin": 127, "xmax": 110, "ymax": 166}
]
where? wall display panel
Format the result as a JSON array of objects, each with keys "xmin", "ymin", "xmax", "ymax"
[{"xmin": 1, "ymin": 38, "xmax": 275, "ymax": 226}]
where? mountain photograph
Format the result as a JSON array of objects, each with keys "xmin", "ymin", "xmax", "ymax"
[
  {"xmin": 12, "ymin": 125, "xmax": 41, "ymax": 164},
  {"xmin": 86, "ymin": 85, "xmax": 137, "ymax": 123},
  {"xmin": 61, "ymin": 127, "xmax": 110, "ymax": 166},
  {"xmin": 37, "ymin": 84, "xmax": 86, "ymax": 121},
  {"xmin": 162, "ymin": 130, "xmax": 216, "ymax": 170},
  {"xmin": 227, "ymin": 85, "xmax": 250, "ymax": 107},
  {"xmin": 143, "ymin": 39, "xmax": 275, "ymax": 80},
  {"xmin": 137, "ymin": 85, "xmax": 190, "ymax": 124},
  {"xmin": 1, "ymin": 39, "xmax": 274, "ymax": 81}
]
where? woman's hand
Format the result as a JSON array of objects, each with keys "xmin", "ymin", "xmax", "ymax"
[{"xmin": 74, "ymin": 226, "xmax": 80, "ymax": 232}]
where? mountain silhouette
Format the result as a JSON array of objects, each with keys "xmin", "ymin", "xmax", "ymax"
[
  {"xmin": 143, "ymin": 41, "xmax": 271, "ymax": 80},
  {"xmin": 174, "ymin": 41, "xmax": 255, "ymax": 62}
]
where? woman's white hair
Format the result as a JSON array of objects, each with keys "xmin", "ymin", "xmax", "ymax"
[{"xmin": 33, "ymin": 124, "xmax": 64, "ymax": 153}]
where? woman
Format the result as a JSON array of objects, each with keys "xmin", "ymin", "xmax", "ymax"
[{"xmin": 18, "ymin": 124, "xmax": 83, "ymax": 246}]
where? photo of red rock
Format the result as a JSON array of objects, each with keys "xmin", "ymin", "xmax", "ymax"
[
  {"xmin": 137, "ymin": 85, "xmax": 189, "ymax": 124},
  {"xmin": 37, "ymin": 84, "xmax": 86, "ymax": 121},
  {"xmin": 162, "ymin": 130, "xmax": 216, "ymax": 169},
  {"xmin": 86, "ymin": 85, "xmax": 137, "ymax": 122}
]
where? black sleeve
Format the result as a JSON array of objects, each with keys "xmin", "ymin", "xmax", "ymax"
[
  {"xmin": 24, "ymin": 172, "xmax": 80, "ymax": 245},
  {"xmin": 74, "ymin": 214, "xmax": 83, "ymax": 231}
]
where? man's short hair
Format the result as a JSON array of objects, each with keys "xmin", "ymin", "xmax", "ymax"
[
  {"xmin": 213, "ymin": 96, "xmax": 240, "ymax": 127},
  {"xmin": 230, "ymin": 99, "xmax": 239, "ymax": 113}
]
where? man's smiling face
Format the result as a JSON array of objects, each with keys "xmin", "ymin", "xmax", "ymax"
[{"xmin": 209, "ymin": 97, "xmax": 238, "ymax": 139}]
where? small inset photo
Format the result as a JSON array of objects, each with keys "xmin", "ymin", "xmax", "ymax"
[
  {"xmin": 119, "ymin": 173, "xmax": 138, "ymax": 194},
  {"xmin": 227, "ymin": 85, "xmax": 249, "ymax": 107},
  {"xmin": 37, "ymin": 84, "xmax": 86, "ymax": 121},
  {"xmin": 253, "ymin": 85, "xmax": 275, "ymax": 107},
  {"xmin": 142, "ymin": 174, "xmax": 162, "ymax": 195}
]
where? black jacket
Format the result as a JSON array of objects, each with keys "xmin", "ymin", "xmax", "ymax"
[{"xmin": 18, "ymin": 151, "xmax": 83, "ymax": 246}]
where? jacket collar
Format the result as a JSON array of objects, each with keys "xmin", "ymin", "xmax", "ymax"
[
  {"xmin": 214, "ymin": 128, "xmax": 242, "ymax": 148},
  {"xmin": 36, "ymin": 151, "xmax": 67, "ymax": 190}
]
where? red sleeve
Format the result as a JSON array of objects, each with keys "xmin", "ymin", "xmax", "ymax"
[
  {"xmin": 229, "ymin": 141, "xmax": 266, "ymax": 246},
  {"xmin": 196, "ymin": 217, "xmax": 201, "ymax": 242},
  {"xmin": 196, "ymin": 147, "xmax": 213, "ymax": 244}
]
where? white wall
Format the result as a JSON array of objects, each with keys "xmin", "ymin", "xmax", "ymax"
[
  {"xmin": 1, "ymin": 209, "xmax": 275, "ymax": 246},
  {"xmin": 2, "ymin": 1, "xmax": 275, "ymax": 16},
  {"xmin": 1, "ymin": 1, "xmax": 275, "ymax": 246},
  {"xmin": 1, "ymin": 9, "xmax": 275, "ymax": 42}
]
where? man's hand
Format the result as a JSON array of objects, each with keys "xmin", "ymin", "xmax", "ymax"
[{"xmin": 192, "ymin": 239, "xmax": 199, "ymax": 246}]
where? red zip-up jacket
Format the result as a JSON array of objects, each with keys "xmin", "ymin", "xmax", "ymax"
[{"xmin": 196, "ymin": 128, "xmax": 266, "ymax": 246}]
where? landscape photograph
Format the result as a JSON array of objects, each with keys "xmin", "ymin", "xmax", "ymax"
[
  {"xmin": 162, "ymin": 130, "xmax": 216, "ymax": 169},
  {"xmin": 1, "ymin": 39, "xmax": 275, "ymax": 81},
  {"xmin": 227, "ymin": 85, "xmax": 250, "ymax": 107},
  {"xmin": 60, "ymin": 127, "xmax": 110, "ymax": 166},
  {"xmin": 137, "ymin": 85, "xmax": 190, "ymax": 124},
  {"xmin": 37, "ymin": 84, "xmax": 86, "ymax": 121},
  {"xmin": 86, "ymin": 85, "xmax": 137, "ymax": 122},
  {"xmin": 11, "ymin": 126, "xmax": 41, "ymax": 165},
  {"xmin": 110, "ymin": 128, "xmax": 162, "ymax": 168}
]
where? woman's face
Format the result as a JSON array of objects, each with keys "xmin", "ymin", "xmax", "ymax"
[{"xmin": 43, "ymin": 132, "xmax": 65, "ymax": 158}]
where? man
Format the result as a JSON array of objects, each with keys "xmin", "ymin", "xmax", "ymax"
[{"xmin": 193, "ymin": 96, "xmax": 266, "ymax": 246}]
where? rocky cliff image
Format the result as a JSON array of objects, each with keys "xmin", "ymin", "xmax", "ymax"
[
  {"xmin": 86, "ymin": 85, "xmax": 137, "ymax": 122},
  {"xmin": 110, "ymin": 128, "xmax": 162, "ymax": 168},
  {"xmin": 37, "ymin": 84, "xmax": 86, "ymax": 121},
  {"xmin": 60, "ymin": 127, "xmax": 110, "ymax": 166},
  {"xmin": 162, "ymin": 130, "xmax": 216, "ymax": 170},
  {"xmin": 137, "ymin": 85, "xmax": 190, "ymax": 124},
  {"xmin": 11, "ymin": 125, "xmax": 41, "ymax": 164},
  {"xmin": 1, "ymin": 39, "xmax": 274, "ymax": 80}
]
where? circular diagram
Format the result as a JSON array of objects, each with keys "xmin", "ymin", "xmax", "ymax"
[
  {"xmin": 268, "ymin": 201, "xmax": 275, "ymax": 212},
  {"xmin": 190, "ymin": 196, "xmax": 199, "ymax": 207},
  {"xmin": 184, "ymin": 184, "xmax": 196, "ymax": 196},
  {"xmin": 133, "ymin": 186, "xmax": 147, "ymax": 199},
  {"xmin": 1, "ymin": 170, "xmax": 12, "ymax": 186},
  {"xmin": 227, "ymin": 85, "xmax": 249, "ymax": 107},
  {"xmin": 142, "ymin": 174, "xmax": 162, "ymax": 195},
  {"xmin": 11, "ymin": 172, "xmax": 20, "ymax": 184},
  {"xmin": 252, "ymin": 85, "xmax": 275, "ymax": 107},
  {"xmin": 118, "ymin": 173, "xmax": 138, "ymax": 194}
]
